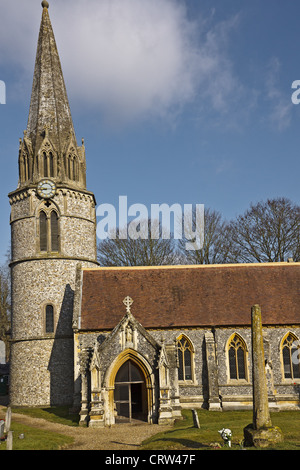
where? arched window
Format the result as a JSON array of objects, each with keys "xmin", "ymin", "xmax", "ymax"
[
  {"xmin": 39, "ymin": 209, "xmax": 60, "ymax": 253},
  {"xmin": 72, "ymin": 158, "xmax": 76, "ymax": 181},
  {"xmin": 43, "ymin": 151, "xmax": 56, "ymax": 178},
  {"xmin": 228, "ymin": 334, "xmax": 247, "ymax": 380},
  {"xmin": 45, "ymin": 304, "xmax": 54, "ymax": 333},
  {"xmin": 39, "ymin": 211, "xmax": 48, "ymax": 252},
  {"xmin": 24, "ymin": 156, "xmax": 28, "ymax": 181},
  {"xmin": 67, "ymin": 156, "xmax": 71, "ymax": 180},
  {"xmin": 177, "ymin": 335, "xmax": 194, "ymax": 382},
  {"xmin": 50, "ymin": 211, "xmax": 59, "ymax": 252},
  {"xmin": 281, "ymin": 333, "xmax": 300, "ymax": 380},
  {"xmin": 43, "ymin": 152, "xmax": 48, "ymax": 177},
  {"xmin": 49, "ymin": 152, "xmax": 54, "ymax": 178},
  {"xmin": 66, "ymin": 154, "xmax": 79, "ymax": 181},
  {"xmin": 19, "ymin": 155, "xmax": 25, "ymax": 182}
]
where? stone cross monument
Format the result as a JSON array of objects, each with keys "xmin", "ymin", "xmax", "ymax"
[{"xmin": 244, "ymin": 305, "xmax": 283, "ymax": 448}]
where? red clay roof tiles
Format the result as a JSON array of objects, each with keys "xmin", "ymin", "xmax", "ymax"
[{"xmin": 79, "ymin": 263, "xmax": 300, "ymax": 330}]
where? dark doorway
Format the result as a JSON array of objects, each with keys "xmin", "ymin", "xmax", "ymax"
[{"xmin": 114, "ymin": 360, "xmax": 147, "ymax": 422}]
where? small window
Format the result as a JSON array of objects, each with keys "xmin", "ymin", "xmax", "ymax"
[
  {"xmin": 40, "ymin": 211, "xmax": 48, "ymax": 252},
  {"xmin": 49, "ymin": 152, "xmax": 54, "ymax": 178},
  {"xmin": 43, "ymin": 151, "xmax": 56, "ymax": 178},
  {"xmin": 66, "ymin": 155, "xmax": 79, "ymax": 181},
  {"xmin": 50, "ymin": 211, "xmax": 59, "ymax": 252},
  {"xmin": 24, "ymin": 156, "xmax": 29, "ymax": 181},
  {"xmin": 45, "ymin": 304, "xmax": 54, "ymax": 333},
  {"xmin": 72, "ymin": 158, "xmax": 76, "ymax": 181},
  {"xmin": 43, "ymin": 152, "xmax": 48, "ymax": 177},
  {"xmin": 68, "ymin": 156, "xmax": 72, "ymax": 180}
]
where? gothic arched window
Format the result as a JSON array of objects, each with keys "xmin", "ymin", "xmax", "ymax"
[
  {"xmin": 228, "ymin": 334, "xmax": 248, "ymax": 380},
  {"xmin": 49, "ymin": 152, "xmax": 54, "ymax": 178},
  {"xmin": 72, "ymin": 158, "xmax": 76, "ymax": 181},
  {"xmin": 177, "ymin": 335, "xmax": 194, "ymax": 382},
  {"xmin": 19, "ymin": 154, "xmax": 32, "ymax": 183},
  {"xmin": 66, "ymin": 154, "xmax": 79, "ymax": 181},
  {"xmin": 24, "ymin": 156, "xmax": 29, "ymax": 181},
  {"xmin": 45, "ymin": 304, "xmax": 54, "ymax": 333},
  {"xmin": 281, "ymin": 333, "xmax": 300, "ymax": 380},
  {"xmin": 39, "ymin": 210, "xmax": 48, "ymax": 252},
  {"xmin": 39, "ymin": 209, "xmax": 60, "ymax": 253},
  {"xmin": 43, "ymin": 151, "xmax": 56, "ymax": 178},
  {"xmin": 43, "ymin": 152, "xmax": 48, "ymax": 177},
  {"xmin": 50, "ymin": 211, "xmax": 59, "ymax": 252},
  {"xmin": 67, "ymin": 155, "xmax": 71, "ymax": 179}
]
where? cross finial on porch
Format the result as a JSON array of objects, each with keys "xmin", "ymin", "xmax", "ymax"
[{"xmin": 123, "ymin": 296, "xmax": 133, "ymax": 314}]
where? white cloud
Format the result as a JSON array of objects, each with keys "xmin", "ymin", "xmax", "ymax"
[
  {"xmin": 0, "ymin": 0, "xmax": 241, "ymax": 126},
  {"xmin": 263, "ymin": 57, "xmax": 293, "ymax": 131},
  {"xmin": 55, "ymin": 0, "xmax": 201, "ymax": 123}
]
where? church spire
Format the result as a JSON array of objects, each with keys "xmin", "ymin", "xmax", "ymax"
[
  {"xmin": 18, "ymin": 1, "xmax": 87, "ymax": 189},
  {"xmin": 27, "ymin": 1, "xmax": 76, "ymax": 157}
]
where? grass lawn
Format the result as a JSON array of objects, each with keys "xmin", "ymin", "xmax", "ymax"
[
  {"xmin": 1, "ymin": 406, "xmax": 300, "ymax": 450},
  {"xmin": 0, "ymin": 421, "xmax": 74, "ymax": 451},
  {"xmin": 0, "ymin": 406, "xmax": 77, "ymax": 450},
  {"xmin": 9, "ymin": 406, "xmax": 80, "ymax": 426},
  {"xmin": 141, "ymin": 409, "xmax": 300, "ymax": 451}
]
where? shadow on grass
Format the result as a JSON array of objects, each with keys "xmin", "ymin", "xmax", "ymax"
[
  {"xmin": 150, "ymin": 437, "xmax": 208, "ymax": 449},
  {"xmin": 10, "ymin": 405, "xmax": 80, "ymax": 427},
  {"xmin": 40, "ymin": 406, "xmax": 80, "ymax": 426}
]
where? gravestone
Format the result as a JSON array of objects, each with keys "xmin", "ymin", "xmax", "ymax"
[
  {"xmin": 6, "ymin": 431, "xmax": 13, "ymax": 450},
  {"xmin": 244, "ymin": 305, "xmax": 283, "ymax": 448},
  {"xmin": 0, "ymin": 420, "xmax": 4, "ymax": 439},
  {"xmin": 192, "ymin": 409, "xmax": 200, "ymax": 428},
  {"xmin": 4, "ymin": 406, "xmax": 11, "ymax": 433}
]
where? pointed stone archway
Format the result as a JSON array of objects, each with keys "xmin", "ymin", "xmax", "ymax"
[
  {"xmin": 107, "ymin": 349, "xmax": 156, "ymax": 425},
  {"xmin": 114, "ymin": 359, "xmax": 147, "ymax": 422}
]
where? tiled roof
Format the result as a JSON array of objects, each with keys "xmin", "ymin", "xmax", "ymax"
[{"xmin": 79, "ymin": 263, "xmax": 300, "ymax": 330}]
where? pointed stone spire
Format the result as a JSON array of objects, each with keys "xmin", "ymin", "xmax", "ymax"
[
  {"xmin": 17, "ymin": 2, "xmax": 87, "ymax": 190},
  {"xmin": 27, "ymin": 1, "xmax": 76, "ymax": 157}
]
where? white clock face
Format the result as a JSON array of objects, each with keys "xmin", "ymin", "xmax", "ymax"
[{"xmin": 37, "ymin": 179, "xmax": 56, "ymax": 199}]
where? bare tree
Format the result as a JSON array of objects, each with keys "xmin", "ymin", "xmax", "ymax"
[
  {"xmin": 178, "ymin": 207, "xmax": 232, "ymax": 264},
  {"xmin": 0, "ymin": 250, "xmax": 11, "ymax": 362},
  {"xmin": 97, "ymin": 199, "xmax": 300, "ymax": 266},
  {"xmin": 97, "ymin": 219, "xmax": 179, "ymax": 266},
  {"xmin": 228, "ymin": 197, "xmax": 300, "ymax": 262}
]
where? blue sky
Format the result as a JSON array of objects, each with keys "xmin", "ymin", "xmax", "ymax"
[{"xmin": 0, "ymin": 0, "xmax": 299, "ymax": 264}]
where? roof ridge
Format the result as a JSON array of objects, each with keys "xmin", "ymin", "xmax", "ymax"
[{"xmin": 82, "ymin": 261, "xmax": 300, "ymax": 271}]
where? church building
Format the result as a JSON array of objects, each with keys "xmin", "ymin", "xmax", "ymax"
[{"xmin": 8, "ymin": 2, "xmax": 300, "ymax": 427}]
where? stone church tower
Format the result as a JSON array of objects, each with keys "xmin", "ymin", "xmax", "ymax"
[{"xmin": 8, "ymin": 1, "xmax": 98, "ymax": 406}]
